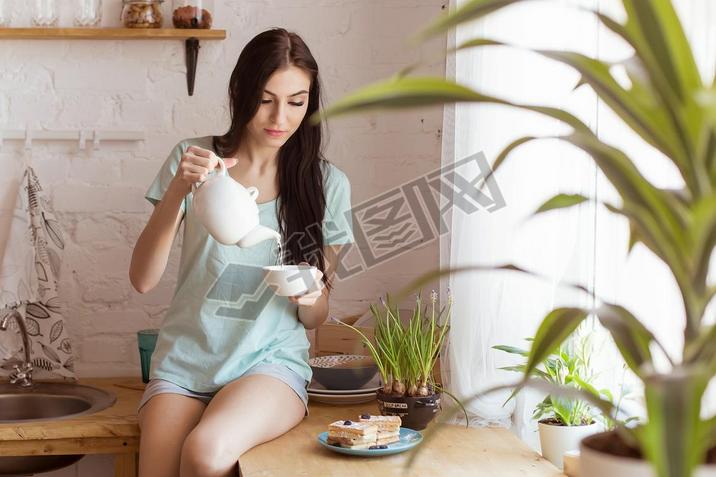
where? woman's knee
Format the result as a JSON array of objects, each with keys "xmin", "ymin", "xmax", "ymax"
[
  {"xmin": 138, "ymin": 394, "xmax": 207, "ymax": 477},
  {"xmin": 180, "ymin": 426, "xmax": 242, "ymax": 475}
]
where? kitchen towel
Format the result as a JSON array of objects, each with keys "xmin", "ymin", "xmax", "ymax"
[{"xmin": 0, "ymin": 164, "xmax": 76, "ymax": 379}]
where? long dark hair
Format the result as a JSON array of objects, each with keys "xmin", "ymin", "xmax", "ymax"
[{"xmin": 213, "ymin": 28, "xmax": 331, "ymax": 289}]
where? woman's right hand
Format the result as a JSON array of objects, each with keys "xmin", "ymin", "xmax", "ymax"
[{"xmin": 171, "ymin": 145, "xmax": 239, "ymax": 194}]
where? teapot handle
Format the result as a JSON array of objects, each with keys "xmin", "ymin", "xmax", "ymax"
[
  {"xmin": 246, "ymin": 186, "xmax": 259, "ymax": 201},
  {"xmin": 214, "ymin": 155, "xmax": 227, "ymax": 176},
  {"xmin": 191, "ymin": 154, "xmax": 227, "ymax": 194}
]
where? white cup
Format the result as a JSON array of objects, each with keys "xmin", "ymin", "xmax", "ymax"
[{"xmin": 263, "ymin": 265, "xmax": 321, "ymax": 297}]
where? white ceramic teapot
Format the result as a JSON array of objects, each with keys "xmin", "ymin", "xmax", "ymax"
[{"xmin": 191, "ymin": 155, "xmax": 281, "ymax": 247}]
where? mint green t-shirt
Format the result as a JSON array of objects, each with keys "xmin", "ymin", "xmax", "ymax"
[{"xmin": 144, "ymin": 136, "xmax": 355, "ymax": 392}]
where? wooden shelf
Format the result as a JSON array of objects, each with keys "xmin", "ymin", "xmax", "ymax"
[
  {"xmin": 0, "ymin": 27, "xmax": 226, "ymax": 40},
  {"xmin": 0, "ymin": 27, "xmax": 227, "ymax": 95}
]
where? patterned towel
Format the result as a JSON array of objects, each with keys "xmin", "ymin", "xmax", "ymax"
[{"xmin": 0, "ymin": 166, "xmax": 76, "ymax": 380}]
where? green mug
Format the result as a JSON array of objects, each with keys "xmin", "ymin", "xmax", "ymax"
[{"xmin": 137, "ymin": 329, "xmax": 159, "ymax": 384}]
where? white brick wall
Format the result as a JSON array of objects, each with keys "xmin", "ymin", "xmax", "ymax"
[{"xmin": 0, "ymin": 1, "xmax": 445, "ymax": 475}]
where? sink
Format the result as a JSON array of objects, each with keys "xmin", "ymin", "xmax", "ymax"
[
  {"xmin": 0, "ymin": 382, "xmax": 116, "ymax": 423},
  {"xmin": 0, "ymin": 382, "xmax": 117, "ymax": 475},
  {"xmin": 0, "ymin": 455, "xmax": 84, "ymax": 476}
]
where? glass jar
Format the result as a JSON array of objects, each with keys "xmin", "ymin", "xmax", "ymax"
[
  {"xmin": 172, "ymin": 0, "xmax": 213, "ymax": 29},
  {"xmin": 121, "ymin": 0, "xmax": 163, "ymax": 28},
  {"xmin": 32, "ymin": 0, "xmax": 58, "ymax": 27},
  {"xmin": 0, "ymin": 0, "xmax": 11, "ymax": 27},
  {"xmin": 74, "ymin": 0, "xmax": 102, "ymax": 27}
]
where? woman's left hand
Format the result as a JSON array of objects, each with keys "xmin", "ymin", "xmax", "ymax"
[{"xmin": 288, "ymin": 262, "xmax": 324, "ymax": 307}]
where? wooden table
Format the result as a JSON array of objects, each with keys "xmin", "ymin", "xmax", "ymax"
[
  {"xmin": 245, "ymin": 401, "xmax": 563, "ymax": 477},
  {"xmin": 0, "ymin": 378, "xmax": 563, "ymax": 477}
]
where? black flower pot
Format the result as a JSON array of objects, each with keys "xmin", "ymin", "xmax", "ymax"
[{"xmin": 376, "ymin": 389, "xmax": 441, "ymax": 430}]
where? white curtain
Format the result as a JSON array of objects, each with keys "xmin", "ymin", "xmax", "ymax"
[{"xmin": 442, "ymin": 0, "xmax": 716, "ymax": 448}]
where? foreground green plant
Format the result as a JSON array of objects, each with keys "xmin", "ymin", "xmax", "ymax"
[{"xmin": 317, "ymin": 1, "xmax": 716, "ymax": 475}]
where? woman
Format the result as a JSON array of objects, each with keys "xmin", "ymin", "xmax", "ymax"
[{"xmin": 129, "ymin": 28, "xmax": 354, "ymax": 477}]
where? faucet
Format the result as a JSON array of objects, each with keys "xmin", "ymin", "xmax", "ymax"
[{"xmin": 0, "ymin": 309, "xmax": 34, "ymax": 387}]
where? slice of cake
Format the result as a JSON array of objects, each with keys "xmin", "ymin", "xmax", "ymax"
[
  {"xmin": 358, "ymin": 414, "xmax": 401, "ymax": 445},
  {"xmin": 327, "ymin": 420, "xmax": 378, "ymax": 449}
]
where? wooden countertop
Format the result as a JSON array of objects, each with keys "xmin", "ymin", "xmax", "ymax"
[
  {"xmin": 0, "ymin": 378, "xmax": 141, "ymax": 443},
  {"xmin": 245, "ymin": 402, "xmax": 563, "ymax": 477},
  {"xmin": 0, "ymin": 378, "xmax": 563, "ymax": 477}
]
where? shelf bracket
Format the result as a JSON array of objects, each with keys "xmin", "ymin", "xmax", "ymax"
[{"xmin": 185, "ymin": 37, "xmax": 201, "ymax": 96}]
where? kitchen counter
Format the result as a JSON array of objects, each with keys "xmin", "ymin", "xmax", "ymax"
[
  {"xmin": 0, "ymin": 378, "xmax": 142, "ymax": 476},
  {"xmin": 0, "ymin": 377, "xmax": 563, "ymax": 477}
]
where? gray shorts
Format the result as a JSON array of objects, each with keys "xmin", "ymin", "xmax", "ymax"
[{"xmin": 137, "ymin": 362, "xmax": 309, "ymax": 416}]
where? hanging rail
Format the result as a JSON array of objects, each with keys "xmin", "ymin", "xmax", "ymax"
[{"xmin": 0, "ymin": 129, "xmax": 145, "ymax": 150}]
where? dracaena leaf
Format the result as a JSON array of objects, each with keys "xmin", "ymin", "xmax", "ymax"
[
  {"xmin": 595, "ymin": 304, "xmax": 657, "ymax": 376},
  {"xmin": 688, "ymin": 194, "xmax": 716, "ymax": 290},
  {"xmin": 684, "ymin": 323, "xmax": 716, "ymax": 371},
  {"xmin": 315, "ymin": 76, "xmax": 489, "ymax": 121},
  {"xmin": 534, "ymin": 193, "xmax": 589, "ymax": 214},
  {"xmin": 623, "ymin": 0, "xmax": 702, "ymax": 100},
  {"xmin": 543, "ymin": 50, "xmax": 692, "ymax": 176},
  {"xmin": 638, "ymin": 368, "xmax": 709, "ymax": 477},
  {"xmin": 451, "ymin": 37, "xmax": 686, "ymax": 173},
  {"xmin": 418, "ymin": 0, "xmax": 527, "ymax": 39},
  {"xmin": 317, "ymin": 75, "xmax": 594, "ymax": 137},
  {"xmin": 525, "ymin": 308, "xmax": 589, "ymax": 377},
  {"xmin": 492, "ymin": 344, "xmax": 528, "ymax": 356},
  {"xmin": 565, "ymin": 131, "xmax": 685, "ymax": 241},
  {"xmin": 604, "ymin": 202, "xmax": 689, "ymax": 292},
  {"xmin": 393, "ymin": 263, "xmax": 595, "ymax": 307},
  {"xmin": 596, "ymin": 9, "xmax": 701, "ymax": 183}
]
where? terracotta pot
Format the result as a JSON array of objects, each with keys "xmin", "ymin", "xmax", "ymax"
[
  {"xmin": 580, "ymin": 431, "xmax": 716, "ymax": 477},
  {"xmin": 538, "ymin": 420, "xmax": 599, "ymax": 469},
  {"xmin": 376, "ymin": 389, "xmax": 441, "ymax": 430}
]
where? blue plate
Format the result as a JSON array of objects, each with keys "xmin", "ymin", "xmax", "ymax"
[{"xmin": 317, "ymin": 427, "xmax": 423, "ymax": 456}]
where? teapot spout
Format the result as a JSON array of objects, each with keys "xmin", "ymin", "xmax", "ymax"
[{"xmin": 236, "ymin": 225, "xmax": 281, "ymax": 248}]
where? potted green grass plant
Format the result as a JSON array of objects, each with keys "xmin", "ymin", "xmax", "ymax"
[
  {"xmin": 315, "ymin": 1, "xmax": 716, "ymax": 475},
  {"xmin": 495, "ymin": 334, "xmax": 601, "ymax": 469},
  {"xmin": 339, "ymin": 290, "xmax": 462, "ymax": 430}
]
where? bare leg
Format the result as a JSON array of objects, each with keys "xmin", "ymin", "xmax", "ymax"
[
  {"xmin": 179, "ymin": 374, "xmax": 305, "ymax": 477},
  {"xmin": 138, "ymin": 393, "xmax": 207, "ymax": 477}
]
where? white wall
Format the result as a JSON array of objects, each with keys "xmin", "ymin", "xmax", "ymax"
[{"xmin": 0, "ymin": 0, "xmax": 445, "ymax": 474}]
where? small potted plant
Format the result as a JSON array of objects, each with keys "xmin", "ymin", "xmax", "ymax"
[
  {"xmin": 339, "ymin": 290, "xmax": 463, "ymax": 430},
  {"xmin": 495, "ymin": 334, "xmax": 602, "ymax": 469}
]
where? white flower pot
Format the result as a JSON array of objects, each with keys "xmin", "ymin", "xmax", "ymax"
[
  {"xmin": 538, "ymin": 420, "xmax": 600, "ymax": 469},
  {"xmin": 580, "ymin": 432, "xmax": 716, "ymax": 477}
]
